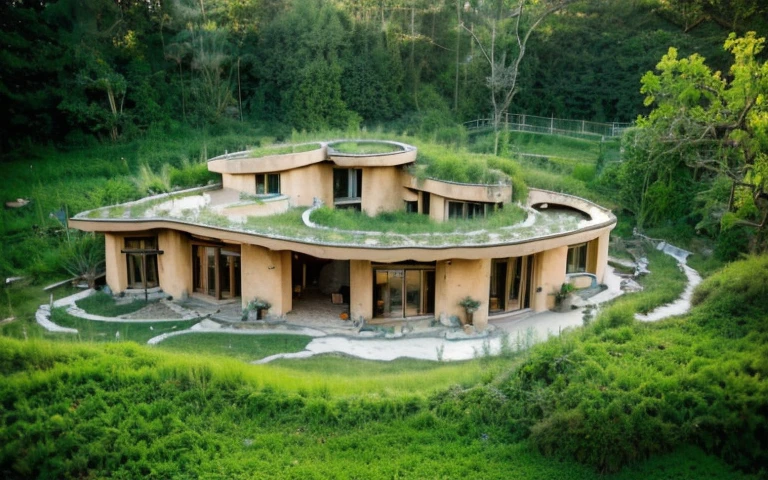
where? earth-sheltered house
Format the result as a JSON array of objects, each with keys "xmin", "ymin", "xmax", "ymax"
[{"xmin": 69, "ymin": 140, "xmax": 616, "ymax": 329}]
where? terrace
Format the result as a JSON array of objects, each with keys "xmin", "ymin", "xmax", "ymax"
[{"xmin": 74, "ymin": 185, "xmax": 606, "ymax": 249}]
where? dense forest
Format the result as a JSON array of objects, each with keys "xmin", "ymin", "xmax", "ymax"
[{"xmin": 2, "ymin": 0, "xmax": 766, "ymax": 149}]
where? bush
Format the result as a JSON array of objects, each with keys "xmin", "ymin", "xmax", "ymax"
[{"xmin": 502, "ymin": 254, "xmax": 768, "ymax": 474}]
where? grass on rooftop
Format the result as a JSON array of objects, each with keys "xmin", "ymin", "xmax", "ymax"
[
  {"xmin": 248, "ymin": 142, "xmax": 321, "ymax": 158},
  {"xmin": 328, "ymin": 141, "xmax": 403, "ymax": 154},
  {"xmin": 309, "ymin": 206, "xmax": 527, "ymax": 235}
]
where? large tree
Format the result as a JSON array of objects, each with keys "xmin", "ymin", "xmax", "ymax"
[
  {"xmin": 462, "ymin": 0, "xmax": 575, "ymax": 155},
  {"xmin": 618, "ymin": 32, "xmax": 768, "ymax": 250}
]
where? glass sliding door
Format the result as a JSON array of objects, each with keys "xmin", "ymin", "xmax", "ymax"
[
  {"xmin": 374, "ymin": 267, "xmax": 435, "ymax": 319},
  {"xmin": 488, "ymin": 255, "xmax": 535, "ymax": 315}
]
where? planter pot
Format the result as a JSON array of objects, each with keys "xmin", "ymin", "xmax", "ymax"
[
  {"xmin": 557, "ymin": 296, "xmax": 572, "ymax": 312},
  {"xmin": 246, "ymin": 309, "xmax": 267, "ymax": 321}
]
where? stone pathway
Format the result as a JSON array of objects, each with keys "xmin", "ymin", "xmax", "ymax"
[{"xmin": 636, "ymin": 242, "xmax": 702, "ymax": 322}]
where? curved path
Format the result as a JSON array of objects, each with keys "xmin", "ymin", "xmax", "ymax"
[{"xmin": 635, "ymin": 242, "xmax": 702, "ymax": 322}]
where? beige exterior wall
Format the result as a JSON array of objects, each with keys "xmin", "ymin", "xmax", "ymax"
[
  {"xmin": 592, "ymin": 231, "xmax": 610, "ymax": 283},
  {"xmin": 329, "ymin": 148, "xmax": 416, "ymax": 168},
  {"xmin": 349, "ymin": 260, "xmax": 373, "ymax": 321},
  {"xmin": 157, "ymin": 230, "xmax": 192, "ymax": 300},
  {"xmin": 429, "ymin": 194, "xmax": 446, "ymax": 222},
  {"xmin": 105, "ymin": 233, "xmax": 128, "ymax": 293},
  {"xmin": 532, "ymin": 246, "xmax": 568, "ymax": 311},
  {"xmin": 241, "ymin": 245, "xmax": 292, "ymax": 316},
  {"xmin": 435, "ymin": 258, "xmax": 491, "ymax": 329},
  {"xmin": 282, "ymin": 163, "xmax": 334, "ymax": 207},
  {"xmin": 208, "ymin": 145, "xmax": 327, "ymax": 174},
  {"xmin": 361, "ymin": 167, "xmax": 404, "ymax": 215},
  {"xmin": 404, "ymin": 176, "xmax": 511, "ymax": 204},
  {"xmin": 222, "ymin": 173, "xmax": 256, "ymax": 194}
]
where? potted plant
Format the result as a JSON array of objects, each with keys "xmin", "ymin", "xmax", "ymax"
[
  {"xmin": 555, "ymin": 283, "xmax": 575, "ymax": 312},
  {"xmin": 242, "ymin": 298, "xmax": 272, "ymax": 321},
  {"xmin": 458, "ymin": 296, "xmax": 481, "ymax": 326}
]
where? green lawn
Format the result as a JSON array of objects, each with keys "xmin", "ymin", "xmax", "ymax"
[
  {"xmin": 48, "ymin": 308, "xmax": 199, "ymax": 344},
  {"xmin": 75, "ymin": 291, "xmax": 155, "ymax": 317},
  {"xmin": 156, "ymin": 333, "xmax": 312, "ymax": 362}
]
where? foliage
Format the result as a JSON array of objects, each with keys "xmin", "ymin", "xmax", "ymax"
[
  {"xmin": 310, "ymin": 204, "xmax": 526, "ymax": 235},
  {"xmin": 617, "ymin": 32, "xmax": 768, "ymax": 252},
  {"xmin": 415, "ymin": 143, "xmax": 509, "ymax": 184},
  {"xmin": 328, "ymin": 141, "xmax": 402, "ymax": 155},
  {"xmin": 458, "ymin": 296, "xmax": 481, "ymax": 313},
  {"xmin": 499, "ymin": 254, "xmax": 768, "ymax": 473},
  {"xmin": 243, "ymin": 298, "xmax": 272, "ymax": 318},
  {"xmin": 248, "ymin": 142, "xmax": 321, "ymax": 158},
  {"xmin": 61, "ymin": 233, "xmax": 105, "ymax": 289}
]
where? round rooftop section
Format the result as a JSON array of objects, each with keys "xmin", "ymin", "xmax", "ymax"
[
  {"xmin": 207, "ymin": 142, "xmax": 326, "ymax": 175},
  {"xmin": 327, "ymin": 140, "xmax": 417, "ymax": 167}
]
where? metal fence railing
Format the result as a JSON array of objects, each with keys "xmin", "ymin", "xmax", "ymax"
[{"xmin": 464, "ymin": 114, "xmax": 633, "ymax": 139}]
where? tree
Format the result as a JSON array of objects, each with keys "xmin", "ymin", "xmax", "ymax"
[
  {"xmin": 620, "ymin": 32, "xmax": 768, "ymax": 246},
  {"xmin": 462, "ymin": 0, "xmax": 575, "ymax": 155}
]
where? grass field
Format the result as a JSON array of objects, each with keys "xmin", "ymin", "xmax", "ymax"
[
  {"xmin": 48, "ymin": 308, "xmax": 199, "ymax": 344},
  {"xmin": 156, "ymin": 333, "xmax": 313, "ymax": 362},
  {"xmin": 74, "ymin": 291, "xmax": 155, "ymax": 317}
]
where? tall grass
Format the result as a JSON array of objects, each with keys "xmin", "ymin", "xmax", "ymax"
[{"xmin": 498, "ymin": 253, "xmax": 768, "ymax": 474}]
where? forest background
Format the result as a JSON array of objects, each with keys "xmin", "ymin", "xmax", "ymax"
[{"xmin": 1, "ymin": 0, "xmax": 767, "ymax": 279}]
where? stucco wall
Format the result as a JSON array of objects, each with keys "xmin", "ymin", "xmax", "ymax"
[
  {"xmin": 349, "ymin": 260, "xmax": 373, "ymax": 321},
  {"xmin": 281, "ymin": 163, "xmax": 334, "ymax": 207},
  {"xmin": 592, "ymin": 231, "xmax": 610, "ymax": 283},
  {"xmin": 404, "ymin": 176, "xmax": 511, "ymax": 204},
  {"xmin": 241, "ymin": 245, "xmax": 292, "ymax": 316},
  {"xmin": 429, "ymin": 194, "xmax": 446, "ymax": 222},
  {"xmin": 208, "ymin": 146, "xmax": 326, "ymax": 174},
  {"xmin": 532, "ymin": 246, "xmax": 568, "ymax": 311},
  {"xmin": 222, "ymin": 173, "xmax": 256, "ymax": 195},
  {"xmin": 435, "ymin": 258, "xmax": 491, "ymax": 329},
  {"xmin": 157, "ymin": 230, "xmax": 192, "ymax": 300},
  {"xmin": 361, "ymin": 167, "xmax": 404, "ymax": 215},
  {"xmin": 105, "ymin": 233, "xmax": 127, "ymax": 293}
]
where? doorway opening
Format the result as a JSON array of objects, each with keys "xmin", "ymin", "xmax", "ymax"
[
  {"xmin": 192, "ymin": 244, "xmax": 241, "ymax": 300},
  {"xmin": 489, "ymin": 255, "xmax": 534, "ymax": 315}
]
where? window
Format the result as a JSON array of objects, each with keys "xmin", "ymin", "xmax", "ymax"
[
  {"xmin": 124, "ymin": 237, "xmax": 159, "ymax": 289},
  {"xmin": 567, "ymin": 243, "xmax": 588, "ymax": 273},
  {"xmin": 333, "ymin": 168, "xmax": 362, "ymax": 200},
  {"xmin": 447, "ymin": 201, "xmax": 488, "ymax": 220},
  {"xmin": 405, "ymin": 201, "xmax": 418, "ymax": 213},
  {"xmin": 256, "ymin": 173, "xmax": 280, "ymax": 195},
  {"xmin": 334, "ymin": 168, "xmax": 363, "ymax": 209}
]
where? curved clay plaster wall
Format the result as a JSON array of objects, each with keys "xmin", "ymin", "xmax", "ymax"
[{"xmin": 208, "ymin": 145, "xmax": 327, "ymax": 174}]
